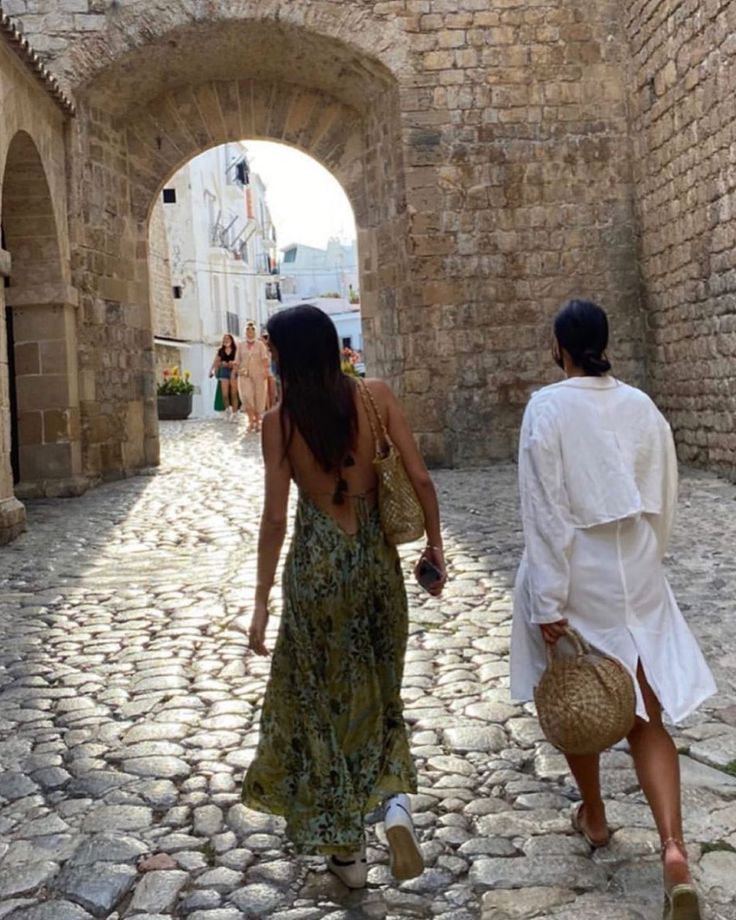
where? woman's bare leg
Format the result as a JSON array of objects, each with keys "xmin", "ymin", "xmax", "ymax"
[
  {"xmin": 627, "ymin": 663, "xmax": 690, "ymax": 885},
  {"xmin": 564, "ymin": 752, "xmax": 608, "ymax": 842},
  {"xmin": 228, "ymin": 379, "xmax": 239, "ymax": 412},
  {"xmin": 219, "ymin": 379, "xmax": 230, "ymax": 413}
]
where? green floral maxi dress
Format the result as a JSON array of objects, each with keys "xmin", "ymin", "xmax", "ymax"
[{"xmin": 242, "ymin": 495, "xmax": 417, "ymax": 855}]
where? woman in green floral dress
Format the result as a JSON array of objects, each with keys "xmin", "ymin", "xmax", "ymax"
[{"xmin": 240, "ymin": 304, "xmax": 445, "ymax": 887}]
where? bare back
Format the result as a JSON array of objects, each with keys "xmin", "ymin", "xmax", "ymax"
[{"xmin": 286, "ymin": 378, "xmax": 383, "ymax": 536}]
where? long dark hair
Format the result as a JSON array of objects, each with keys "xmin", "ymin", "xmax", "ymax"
[
  {"xmin": 553, "ymin": 299, "xmax": 612, "ymax": 376},
  {"xmin": 266, "ymin": 304, "xmax": 358, "ymax": 472}
]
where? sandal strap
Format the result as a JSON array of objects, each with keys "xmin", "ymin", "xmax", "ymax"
[{"xmin": 661, "ymin": 837, "xmax": 687, "ymax": 860}]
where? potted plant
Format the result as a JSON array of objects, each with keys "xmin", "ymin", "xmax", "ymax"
[
  {"xmin": 157, "ymin": 367, "xmax": 194, "ymax": 420},
  {"xmin": 341, "ymin": 347, "xmax": 361, "ymax": 378}
]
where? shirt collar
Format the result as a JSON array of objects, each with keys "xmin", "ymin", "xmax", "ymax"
[{"xmin": 559, "ymin": 375, "xmax": 620, "ymax": 390}]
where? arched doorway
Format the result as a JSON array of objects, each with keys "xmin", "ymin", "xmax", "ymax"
[
  {"xmin": 128, "ymin": 78, "xmax": 397, "ymax": 448},
  {"xmin": 148, "ymin": 139, "xmax": 363, "ymax": 419},
  {"xmin": 1, "ymin": 130, "xmax": 84, "ymax": 498},
  {"xmin": 67, "ymin": 14, "xmax": 415, "ymax": 475}
]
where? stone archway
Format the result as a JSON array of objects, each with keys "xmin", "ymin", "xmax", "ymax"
[
  {"xmin": 67, "ymin": 16, "xmax": 415, "ymax": 478},
  {"xmin": 126, "ymin": 77, "xmax": 408, "ymax": 461},
  {"xmin": 1, "ymin": 130, "xmax": 84, "ymax": 498}
]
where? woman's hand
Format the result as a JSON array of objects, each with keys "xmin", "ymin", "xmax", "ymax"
[
  {"xmin": 539, "ymin": 618, "xmax": 568, "ymax": 644},
  {"xmin": 415, "ymin": 545, "xmax": 447, "ymax": 597},
  {"xmin": 248, "ymin": 602, "xmax": 270, "ymax": 656}
]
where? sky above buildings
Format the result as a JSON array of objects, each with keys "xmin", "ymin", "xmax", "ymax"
[{"xmin": 243, "ymin": 141, "xmax": 357, "ymax": 251}]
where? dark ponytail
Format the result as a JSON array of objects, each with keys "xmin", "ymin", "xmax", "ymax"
[{"xmin": 553, "ymin": 299, "xmax": 612, "ymax": 377}]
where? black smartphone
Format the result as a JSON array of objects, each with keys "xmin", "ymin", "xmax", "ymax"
[{"xmin": 417, "ymin": 557, "xmax": 443, "ymax": 592}]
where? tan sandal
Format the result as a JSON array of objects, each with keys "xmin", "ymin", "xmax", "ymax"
[
  {"xmin": 662, "ymin": 838, "xmax": 701, "ymax": 920},
  {"xmin": 571, "ymin": 803, "xmax": 609, "ymax": 849}
]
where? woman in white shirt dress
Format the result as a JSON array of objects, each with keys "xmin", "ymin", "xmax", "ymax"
[{"xmin": 510, "ymin": 300, "xmax": 715, "ymax": 920}]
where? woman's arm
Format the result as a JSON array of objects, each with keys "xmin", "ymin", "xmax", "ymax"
[
  {"xmin": 260, "ymin": 342, "xmax": 271, "ymax": 374},
  {"xmin": 518, "ymin": 399, "xmax": 575, "ymax": 631},
  {"xmin": 209, "ymin": 353, "xmax": 221, "ymax": 377},
  {"xmin": 368, "ymin": 380, "xmax": 445, "ymax": 594},
  {"xmin": 650, "ymin": 413, "xmax": 678, "ymax": 559},
  {"xmin": 248, "ymin": 409, "xmax": 291, "ymax": 654}
]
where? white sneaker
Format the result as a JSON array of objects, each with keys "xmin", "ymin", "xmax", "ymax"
[
  {"xmin": 383, "ymin": 793, "xmax": 424, "ymax": 881},
  {"xmin": 326, "ymin": 846, "xmax": 368, "ymax": 888}
]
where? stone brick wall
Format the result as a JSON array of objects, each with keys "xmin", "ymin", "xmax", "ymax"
[
  {"xmin": 0, "ymin": 25, "xmax": 76, "ymax": 536},
  {"xmin": 398, "ymin": 0, "xmax": 645, "ymax": 463},
  {"xmin": 3, "ymin": 0, "xmax": 647, "ymax": 471},
  {"xmin": 148, "ymin": 200, "xmax": 177, "ymax": 341},
  {"xmin": 6, "ymin": 0, "xmax": 733, "ymax": 478},
  {"xmin": 154, "ymin": 344, "xmax": 181, "ymax": 382},
  {"xmin": 66, "ymin": 101, "xmax": 158, "ymax": 480},
  {"xmin": 625, "ymin": 0, "xmax": 736, "ymax": 477}
]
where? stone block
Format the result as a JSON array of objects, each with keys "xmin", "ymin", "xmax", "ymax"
[
  {"xmin": 18, "ymin": 411, "xmax": 43, "ymax": 446},
  {"xmin": 40, "ymin": 339, "xmax": 69, "ymax": 374},
  {"xmin": 0, "ymin": 496, "xmax": 27, "ymax": 545},
  {"xmin": 15, "ymin": 341, "xmax": 40, "ymax": 376},
  {"xmin": 19, "ymin": 442, "xmax": 74, "ymax": 481},
  {"xmin": 16, "ymin": 374, "xmax": 70, "ymax": 411},
  {"xmin": 44, "ymin": 409, "xmax": 71, "ymax": 442},
  {"xmin": 11, "ymin": 305, "xmax": 67, "ymax": 343}
]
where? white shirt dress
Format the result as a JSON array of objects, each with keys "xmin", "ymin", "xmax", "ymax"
[{"xmin": 509, "ymin": 376, "xmax": 716, "ymax": 723}]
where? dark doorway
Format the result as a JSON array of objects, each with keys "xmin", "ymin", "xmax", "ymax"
[{"xmin": 4, "ymin": 305, "xmax": 19, "ymax": 485}]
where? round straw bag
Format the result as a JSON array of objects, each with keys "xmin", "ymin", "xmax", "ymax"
[{"xmin": 534, "ymin": 627, "xmax": 636, "ymax": 756}]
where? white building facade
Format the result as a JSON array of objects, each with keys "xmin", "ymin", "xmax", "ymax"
[
  {"xmin": 280, "ymin": 239, "xmax": 358, "ymax": 303},
  {"xmin": 278, "ymin": 239, "xmax": 362, "ymax": 357},
  {"xmin": 150, "ymin": 143, "xmax": 279, "ymax": 417}
]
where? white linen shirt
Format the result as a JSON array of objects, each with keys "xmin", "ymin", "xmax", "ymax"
[
  {"xmin": 510, "ymin": 375, "xmax": 716, "ymax": 723},
  {"xmin": 518, "ymin": 376, "xmax": 676, "ymax": 624}
]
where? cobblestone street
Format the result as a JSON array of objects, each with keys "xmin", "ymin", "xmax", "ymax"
[{"xmin": 1, "ymin": 419, "xmax": 736, "ymax": 920}]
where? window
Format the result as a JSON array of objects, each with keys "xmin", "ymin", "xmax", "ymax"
[
  {"xmin": 226, "ymin": 311, "xmax": 240, "ymax": 336},
  {"xmin": 283, "ymin": 247, "xmax": 297, "ymax": 263},
  {"xmin": 163, "ymin": 188, "xmax": 176, "ymax": 204},
  {"xmin": 172, "ymin": 285, "xmax": 182, "ymax": 299},
  {"xmin": 235, "ymin": 160, "xmax": 249, "ymax": 186},
  {"xmin": 342, "ymin": 337, "xmax": 353, "ymax": 349}
]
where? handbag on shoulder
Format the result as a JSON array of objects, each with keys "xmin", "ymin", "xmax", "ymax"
[
  {"xmin": 534, "ymin": 626, "xmax": 636, "ymax": 756},
  {"xmin": 356, "ymin": 379, "xmax": 425, "ymax": 545}
]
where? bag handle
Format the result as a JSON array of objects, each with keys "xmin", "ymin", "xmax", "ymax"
[
  {"xmin": 357, "ymin": 379, "xmax": 389, "ymax": 459},
  {"xmin": 544, "ymin": 625, "xmax": 591, "ymax": 665}
]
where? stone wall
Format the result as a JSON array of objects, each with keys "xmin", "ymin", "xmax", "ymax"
[
  {"xmin": 4, "ymin": 0, "xmax": 733, "ymax": 478},
  {"xmin": 154, "ymin": 345, "xmax": 181, "ymax": 382},
  {"xmin": 625, "ymin": 0, "xmax": 736, "ymax": 477},
  {"xmin": 67, "ymin": 103, "xmax": 158, "ymax": 479},
  {"xmin": 148, "ymin": 200, "xmax": 177, "ymax": 341},
  {"xmin": 0, "ymin": 21, "xmax": 76, "ymax": 537},
  {"xmin": 398, "ymin": 0, "xmax": 644, "ymax": 463}
]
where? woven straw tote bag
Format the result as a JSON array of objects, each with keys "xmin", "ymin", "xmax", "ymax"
[
  {"xmin": 534, "ymin": 627, "xmax": 636, "ymax": 756},
  {"xmin": 356, "ymin": 379, "xmax": 425, "ymax": 545}
]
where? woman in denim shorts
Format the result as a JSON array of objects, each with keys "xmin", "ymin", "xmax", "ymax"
[{"xmin": 209, "ymin": 333, "xmax": 239, "ymax": 418}]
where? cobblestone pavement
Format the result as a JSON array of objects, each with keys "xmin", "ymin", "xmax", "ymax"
[{"xmin": 1, "ymin": 419, "xmax": 736, "ymax": 920}]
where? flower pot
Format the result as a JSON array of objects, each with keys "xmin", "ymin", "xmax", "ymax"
[{"xmin": 157, "ymin": 394, "xmax": 193, "ymax": 420}]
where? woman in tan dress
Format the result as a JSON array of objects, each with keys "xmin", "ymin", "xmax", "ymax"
[{"xmin": 237, "ymin": 322, "xmax": 270, "ymax": 432}]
